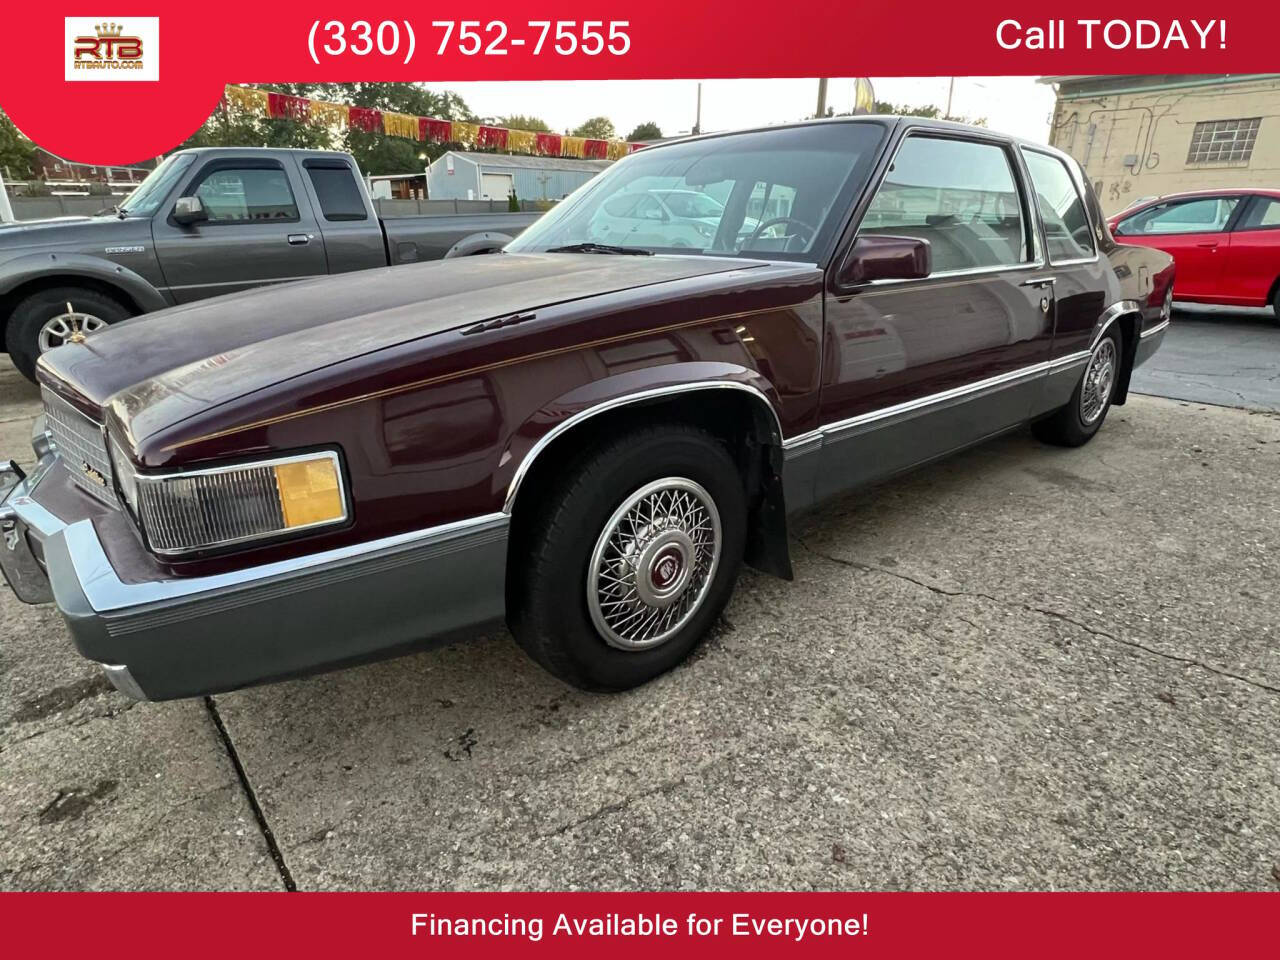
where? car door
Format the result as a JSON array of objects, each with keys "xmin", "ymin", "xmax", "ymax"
[
  {"xmin": 151, "ymin": 156, "xmax": 328, "ymax": 303},
  {"xmin": 816, "ymin": 131, "xmax": 1052, "ymax": 500},
  {"xmin": 1220, "ymin": 194, "xmax": 1280, "ymax": 307},
  {"xmin": 1110, "ymin": 195, "xmax": 1244, "ymax": 301}
]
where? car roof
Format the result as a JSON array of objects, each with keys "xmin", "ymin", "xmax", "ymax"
[
  {"xmin": 1111, "ymin": 187, "xmax": 1280, "ymax": 217},
  {"xmin": 641, "ymin": 114, "xmax": 1070, "ymax": 156}
]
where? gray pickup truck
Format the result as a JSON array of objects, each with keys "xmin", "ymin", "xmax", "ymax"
[{"xmin": 0, "ymin": 147, "xmax": 540, "ymax": 381}]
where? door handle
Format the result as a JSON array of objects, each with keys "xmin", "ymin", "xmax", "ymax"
[
  {"xmin": 287, "ymin": 233, "xmax": 312, "ymax": 245},
  {"xmin": 1196, "ymin": 242, "xmax": 1218, "ymax": 249},
  {"xmin": 1020, "ymin": 276, "xmax": 1057, "ymax": 288}
]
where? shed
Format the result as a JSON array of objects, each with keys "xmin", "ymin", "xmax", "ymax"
[{"xmin": 425, "ymin": 151, "xmax": 611, "ymax": 202}]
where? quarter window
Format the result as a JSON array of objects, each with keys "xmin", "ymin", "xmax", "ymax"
[
  {"xmin": 1238, "ymin": 196, "xmax": 1280, "ymax": 230},
  {"xmin": 1186, "ymin": 118, "xmax": 1261, "ymax": 165},
  {"xmin": 305, "ymin": 163, "xmax": 368, "ymax": 221},
  {"xmin": 859, "ymin": 136, "xmax": 1028, "ymax": 272},
  {"xmin": 1021, "ymin": 150, "xmax": 1094, "ymax": 261},
  {"xmin": 189, "ymin": 166, "xmax": 299, "ymax": 223},
  {"xmin": 1117, "ymin": 197, "xmax": 1241, "ymax": 235}
]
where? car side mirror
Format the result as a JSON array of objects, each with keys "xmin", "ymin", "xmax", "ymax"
[
  {"xmin": 838, "ymin": 235, "xmax": 932, "ymax": 286},
  {"xmin": 172, "ymin": 195, "xmax": 209, "ymax": 226}
]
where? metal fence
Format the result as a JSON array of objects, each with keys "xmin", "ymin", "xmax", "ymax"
[{"xmin": 5, "ymin": 195, "xmax": 556, "ymax": 221}]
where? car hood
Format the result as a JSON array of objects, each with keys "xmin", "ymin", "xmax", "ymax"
[{"xmin": 38, "ymin": 253, "xmax": 764, "ymax": 442}]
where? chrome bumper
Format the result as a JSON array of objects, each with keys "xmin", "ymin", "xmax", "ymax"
[{"xmin": 1, "ymin": 427, "xmax": 509, "ymax": 701}]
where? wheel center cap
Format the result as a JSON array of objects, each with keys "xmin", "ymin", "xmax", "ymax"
[
  {"xmin": 634, "ymin": 530, "xmax": 695, "ymax": 608},
  {"xmin": 651, "ymin": 548, "xmax": 683, "ymax": 589}
]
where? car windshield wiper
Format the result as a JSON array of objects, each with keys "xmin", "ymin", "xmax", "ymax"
[{"xmin": 544, "ymin": 242, "xmax": 654, "ymax": 256}]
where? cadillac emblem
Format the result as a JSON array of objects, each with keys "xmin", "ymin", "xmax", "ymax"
[{"xmin": 81, "ymin": 462, "xmax": 108, "ymax": 487}]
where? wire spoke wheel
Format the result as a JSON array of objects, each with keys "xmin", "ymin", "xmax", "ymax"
[
  {"xmin": 587, "ymin": 477, "xmax": 722, "ymax": 651},
  {"xmin": 1080, "ymin": 336, "xmax": 1117, "ymax": 425},
  {"xmin": 38, "ymin": 305, "xmax": 108, "ymax": 353}
]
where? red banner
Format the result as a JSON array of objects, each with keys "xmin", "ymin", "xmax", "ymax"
[{"xmin": 2, "ymin": 891, "xmax": 1277, "ymax": 956}]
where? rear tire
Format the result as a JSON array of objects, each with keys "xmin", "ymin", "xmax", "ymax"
[
  {"xmin": 507, "ymin": 423, "xmax": 746, "ymax": 691},
  {"xmin": 6, "ymin": 286, "xmax": 131, "ymax": 383},
  {"xmin": 1033, "ymin": 327, "xmax": 1121, "ymax": 447}
]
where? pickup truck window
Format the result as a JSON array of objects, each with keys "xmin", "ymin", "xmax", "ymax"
[
  {"xmin": 507, "ymin": 121, "xmax": 887, "ymax": 261},
  {"xmin": 117, "ymin": 153, "xmax": 195, "ymax": 217},
  {"xmin": 190, "ymin": 166, "xmax": 300, "ymax": 224},
  {"xmin": 304, "ymin": 161, "xmax": 369, "ymax": 221},
  {"xmin": 860, "ymin": 135, "xmax": 1028, "ymax": 273},
  {"xmin": 1021, "ymin": 149, "xmax": 1095, "ymax": 262}
]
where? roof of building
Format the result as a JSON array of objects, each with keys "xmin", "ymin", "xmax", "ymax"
[{"xmin": 439, "ymin": 151, "xmax": 611, "ymax": 173}]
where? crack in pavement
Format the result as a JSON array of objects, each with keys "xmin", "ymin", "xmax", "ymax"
[
  {"xmin": 203, "ymin": 696, "xmax": 296, "ymax": 891},
  {"xmin": 795, "ymin": 538, "xmax": 1280, "ymax": 697}
]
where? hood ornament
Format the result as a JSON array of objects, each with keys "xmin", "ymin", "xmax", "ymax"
[{"xmin": 65, "ymin": 303, "xmax": 87, "ymax": 345}]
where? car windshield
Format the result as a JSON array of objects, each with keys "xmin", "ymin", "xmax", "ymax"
[
  {"xmin": 117, "ymin": 153, "xmax": 196, "ymax": 216},
  {"xmin": 507, "ymin": 121, "xmax": 887, "ymax": 260}
]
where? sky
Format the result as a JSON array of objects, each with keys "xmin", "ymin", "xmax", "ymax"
[{"xmin": 419, "ymin": 77, "xmax": 1058, "ymax": 143}]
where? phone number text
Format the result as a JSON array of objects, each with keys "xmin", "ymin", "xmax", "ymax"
[{"xmin": 307, "ymin": 20, "xmax": 631, "ymax": 65}]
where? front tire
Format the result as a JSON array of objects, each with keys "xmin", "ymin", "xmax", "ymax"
[
  {"xmin": 1033, "ymin": 327, "xmax": 1121, "ymax": 447},
  {"xmin": 6, "ymin": 286, "xmax": 131, "ymax": 383},
  {"xmin": 508, "ymin": 423, "xmax": 746, "ymax": 691}
]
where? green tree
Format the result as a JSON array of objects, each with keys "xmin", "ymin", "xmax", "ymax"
[
  {"xmin": 0, "ymin": 110, "xmax": 36, "ymax": 180},
  {"xmin": 571, "ymin": 116, "xmax": 616, "ymax": 140},
  {"xmin": 626, "ymin": 121, "xmax": 663, "ymax": 141},
  {"xmin": 499, "ymin": 114, "xmax": 551, "ymax": 133}
]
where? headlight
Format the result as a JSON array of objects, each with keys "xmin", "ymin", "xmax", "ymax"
[{"xmin": 121, "ymin": 450, "xmax": 347, "ymax": 555}]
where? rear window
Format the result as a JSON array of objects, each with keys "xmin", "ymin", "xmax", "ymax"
[{"xmin": 306, "ymin": 164, "xmax": 368, "ymax": 221}]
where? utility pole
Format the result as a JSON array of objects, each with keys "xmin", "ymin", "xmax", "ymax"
[
  {"xmin": 0, "ymin": 171, "xmax": 14, "ymax": 223},
  {"xmin": 693, "ymin": 82, "xmax": 702, "ymax": 135},
  {"xmin": 815, "ymin": 78, "xmax": 828, "ymax": 119},
  {"xmin": 944, "ymin": 77, "xmax": 955, "ymax": 120}
]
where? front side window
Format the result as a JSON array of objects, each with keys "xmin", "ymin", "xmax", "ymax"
[
  {"xmin": 1117, "ymin": 197, "xmax": 1241, "ymax": 235},
  {"xmin": 189, "ymin": 166, "xmax": 299, "ymax": 223},
  {"xmin": 1022, "ymin": 149, "xmax": 1094, "ymax": 261},
  {"xmin": 506, "ymin": 121, "xmax": 888, "ymax": 260},
  {"xmin": 858, "ymin": 136, "xmax": 1028, "ymax": 272}
]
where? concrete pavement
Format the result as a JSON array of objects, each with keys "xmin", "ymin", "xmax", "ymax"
[
  {"xmin": 2, "ymin": 351, "xmax": 1279, "ymax": 890},
  {"xmin": 1130, "ymin": 304, "xmax": 1280, "ymax": 411}
]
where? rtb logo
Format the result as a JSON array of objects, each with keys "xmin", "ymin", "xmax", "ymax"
[{"xmin": 65, "ymin": 17, "xmax": 159, "ymax": 81}]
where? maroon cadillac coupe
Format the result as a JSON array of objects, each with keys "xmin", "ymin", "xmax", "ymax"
[{"xmin": 1, "ymin": 117, "xmax": 1174, "ymax": 700}]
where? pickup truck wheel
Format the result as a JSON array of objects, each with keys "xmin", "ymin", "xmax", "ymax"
[
  {"xmin": 508, "ymin": 423, "xmax": 746, "ymax": 691},
  {"xmin": 1033, "ymin": 327, "xmax": 1121, "ymax": 447},
  {"xmin": 7, "ymin": 287, "xmax": 131, "ymax": 383}
]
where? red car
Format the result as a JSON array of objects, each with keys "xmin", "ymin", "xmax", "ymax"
[{"xmin": 1107, "ymin": 189, "xmax": 1280, "ymax": 317}]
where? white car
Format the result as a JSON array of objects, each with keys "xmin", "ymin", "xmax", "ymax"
[{"xmin": 588, "ymin": 189, "xmax": 761, "ymax": 250}]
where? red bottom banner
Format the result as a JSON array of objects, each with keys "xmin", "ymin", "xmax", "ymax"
[{"xmin": 2, "ymin": 891, "xmax": 1275, "ymax": 956}]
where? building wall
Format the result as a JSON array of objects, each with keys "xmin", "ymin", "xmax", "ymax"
[
  {"xmin": 1047, "ymin": 75, "xmax": 1280, "ymax": 215},
  {"xmin": 426, "ymin": 154, "xmax": 482, "ymax": 201},
  {"xmin": 425, "ymin": 152, "xmax": 603, "ymax": 201}
]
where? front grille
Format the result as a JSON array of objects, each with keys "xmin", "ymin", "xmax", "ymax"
[{"xmin": 41, "ymin": 388, "xmax": 116, "ymax": 505}]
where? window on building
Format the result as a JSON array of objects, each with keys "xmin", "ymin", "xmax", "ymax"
[{"xmin": 1186, "ymin": 118, "xmax": 1262, "ymax": 165}]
